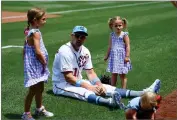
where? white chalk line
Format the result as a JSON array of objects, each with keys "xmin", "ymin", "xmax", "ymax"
[
  {"xmin": 2, "ymin": 15, "xmax": 26, "ymax": 19},
  {"xmin": 2, "ymin": 45, "xmax": 23, "ymax": 49},
  {"xmin": 2, "ymin": 1, "xmax": 164, "ymax": 49},
  {"xmin": 49, "ymin": 1, "xmax": 162, "ymax": 14}
]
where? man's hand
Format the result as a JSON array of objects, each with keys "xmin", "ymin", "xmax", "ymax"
[
  {"xmin": 93, "ymin": 80, "xmax": 107, "ymax": 96},
  {"xmin": 97, "ymin": 85, "xmax": 106, "ymax": 96},
  {"xmin": 86, "ymin": 85, "xmax": 106, "ymax": 96},
  {"xmin": 86, "ymin": 85, "xmax": 100, "ymax": 95}
]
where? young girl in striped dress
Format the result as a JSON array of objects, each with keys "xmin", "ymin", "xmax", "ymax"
[
  {"xmin": 104, "ymin": 16, "xmax": 132, "ymax": 88},
  {"xmin": 22, "ymin": 7, "xmax": 53, "ymax": 120}
]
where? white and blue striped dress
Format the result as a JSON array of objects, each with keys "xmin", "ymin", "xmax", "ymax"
[
  {"xmin": 107, "ymin": 31, "xmax": 132, "ymax": 74},
  {"xmin": 24, "ymin": 29, "xmax": 50, "ymax": 87}
]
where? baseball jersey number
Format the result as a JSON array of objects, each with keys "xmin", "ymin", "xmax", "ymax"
[{"xmin": 73, "ymin": 68, "xmax": 79, "ymax": 77}]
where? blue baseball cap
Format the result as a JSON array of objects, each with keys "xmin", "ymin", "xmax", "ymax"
[{"xmin": 72, "ymin": 25, "xmax": 88, "ymax": 36}]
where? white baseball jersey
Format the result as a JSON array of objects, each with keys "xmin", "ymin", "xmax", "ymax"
[
  {"xmin": 52, "ymin": 42, "xmax": 93, "ymax": 83},
  {"xmin": 52, "ymin": 42, "xmax": 116, "ymax": 101}
]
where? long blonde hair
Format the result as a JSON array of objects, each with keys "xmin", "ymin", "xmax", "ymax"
[
  {"xmin": 108, "ymin": 16, "xmax": 128, "ymax": 31},
  {"xmin": 140, "ymin": 92, "xmax": 159, "ymax": 110}
]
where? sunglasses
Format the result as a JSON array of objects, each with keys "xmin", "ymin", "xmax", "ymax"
[{"xmin": 74, "ymin": 34, "xmax": 86, "ymax": 40}]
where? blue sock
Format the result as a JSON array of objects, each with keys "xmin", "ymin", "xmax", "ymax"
[
  {"xmin": 87, "ymin": 94, "xmax": 110, "ymax": 106},
  {"xmin": 87, "ymin": 94, "xmax": 100, "ymax": 104},
  {"xmin": 115, "ymin": 88, "xmax": 127, "ymax": 98}
]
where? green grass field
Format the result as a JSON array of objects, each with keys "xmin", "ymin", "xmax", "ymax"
[{"xmin": 2, "ymin": 1, "xmax": 177, "ymax": 120}]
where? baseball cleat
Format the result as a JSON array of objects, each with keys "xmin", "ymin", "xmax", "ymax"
[
  {"xmin": 143, "ymin": 79, "xmax": 161, "ymax": 93},
  {"xmin": 109, "ymin": 91, "xmax": 125, "ymax": 109}
]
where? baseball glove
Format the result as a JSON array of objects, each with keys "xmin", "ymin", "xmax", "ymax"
[{"xmin": 100, "ymin": 74, "xmax": 111, "ymax": 85}]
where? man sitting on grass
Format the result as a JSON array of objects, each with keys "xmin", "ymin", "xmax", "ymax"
[{"xmin": 52, "ymin": 25, "xmax": 161, "ymax": 109}]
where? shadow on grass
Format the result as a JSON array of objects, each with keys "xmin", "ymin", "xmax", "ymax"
[
  {"xmin": 46, "ymin": 89, "xmax": 86, "ymax": 101},
  {"xmin": 4, "ymin": 113, "xmax": 50, "ymax": 120},
  {"xmin": 4, "ymin": 113, "xmax": 22, "ymax": 120},
  {"xmin": 46, "ymin": 89, "xmax": 55, "ymax": 96}
]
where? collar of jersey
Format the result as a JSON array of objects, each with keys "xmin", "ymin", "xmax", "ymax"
[{"xmin": 68, "ymin": 42, "xmax": 82, "ymax": 54}]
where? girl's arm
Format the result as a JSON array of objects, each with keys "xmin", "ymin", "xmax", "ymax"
[
  {"xmin": 104, "ymin": 35, "xmax": 112, "ymax": 61},
  {"xmin": 33, "ymin": 32, "xmax": 46, "ymax": 65},
  {"xmin": 124, "ymin": 35, "xmax": 130, "ymax": 57},
  {"xmin": 151, "ymin": 112, "xmax": 155, "ymax": 120},
  {"xmin": 125, "ymin": 109, "xmax": 137, "ymax": 120},
  {"xmin": 23, "ymin": 37, "xmax": 27, "ymax": 60}
]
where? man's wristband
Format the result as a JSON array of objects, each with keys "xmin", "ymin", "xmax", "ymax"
[
  {"xmin": 75, "ymin": 80, "xmax": 84, "ymax": 87},
  {"xmin": 90, "ymin": 77, "xmax": 101, "ymax": 85}
]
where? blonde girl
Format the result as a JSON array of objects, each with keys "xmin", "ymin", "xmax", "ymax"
[
  {"xmin": 104, "ymin": 16, "xmax": 132, "ymax": 88},
  {"xmin": 125, "ymin": 92, "xmax": 162, "ymax": 120}
]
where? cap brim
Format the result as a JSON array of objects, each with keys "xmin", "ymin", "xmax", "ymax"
[{"xmin": 74, "ymin": 31, "xmax": 88, "ymax": 36}]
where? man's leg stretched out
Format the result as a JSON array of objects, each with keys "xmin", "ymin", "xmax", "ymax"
[
  {"xmin": 104, "ymin": 79, "xmax": 161, "ymax": 98},
  {"xmin": 53, "ymin": 81, "xmax": 124, "ymax": 109}
]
